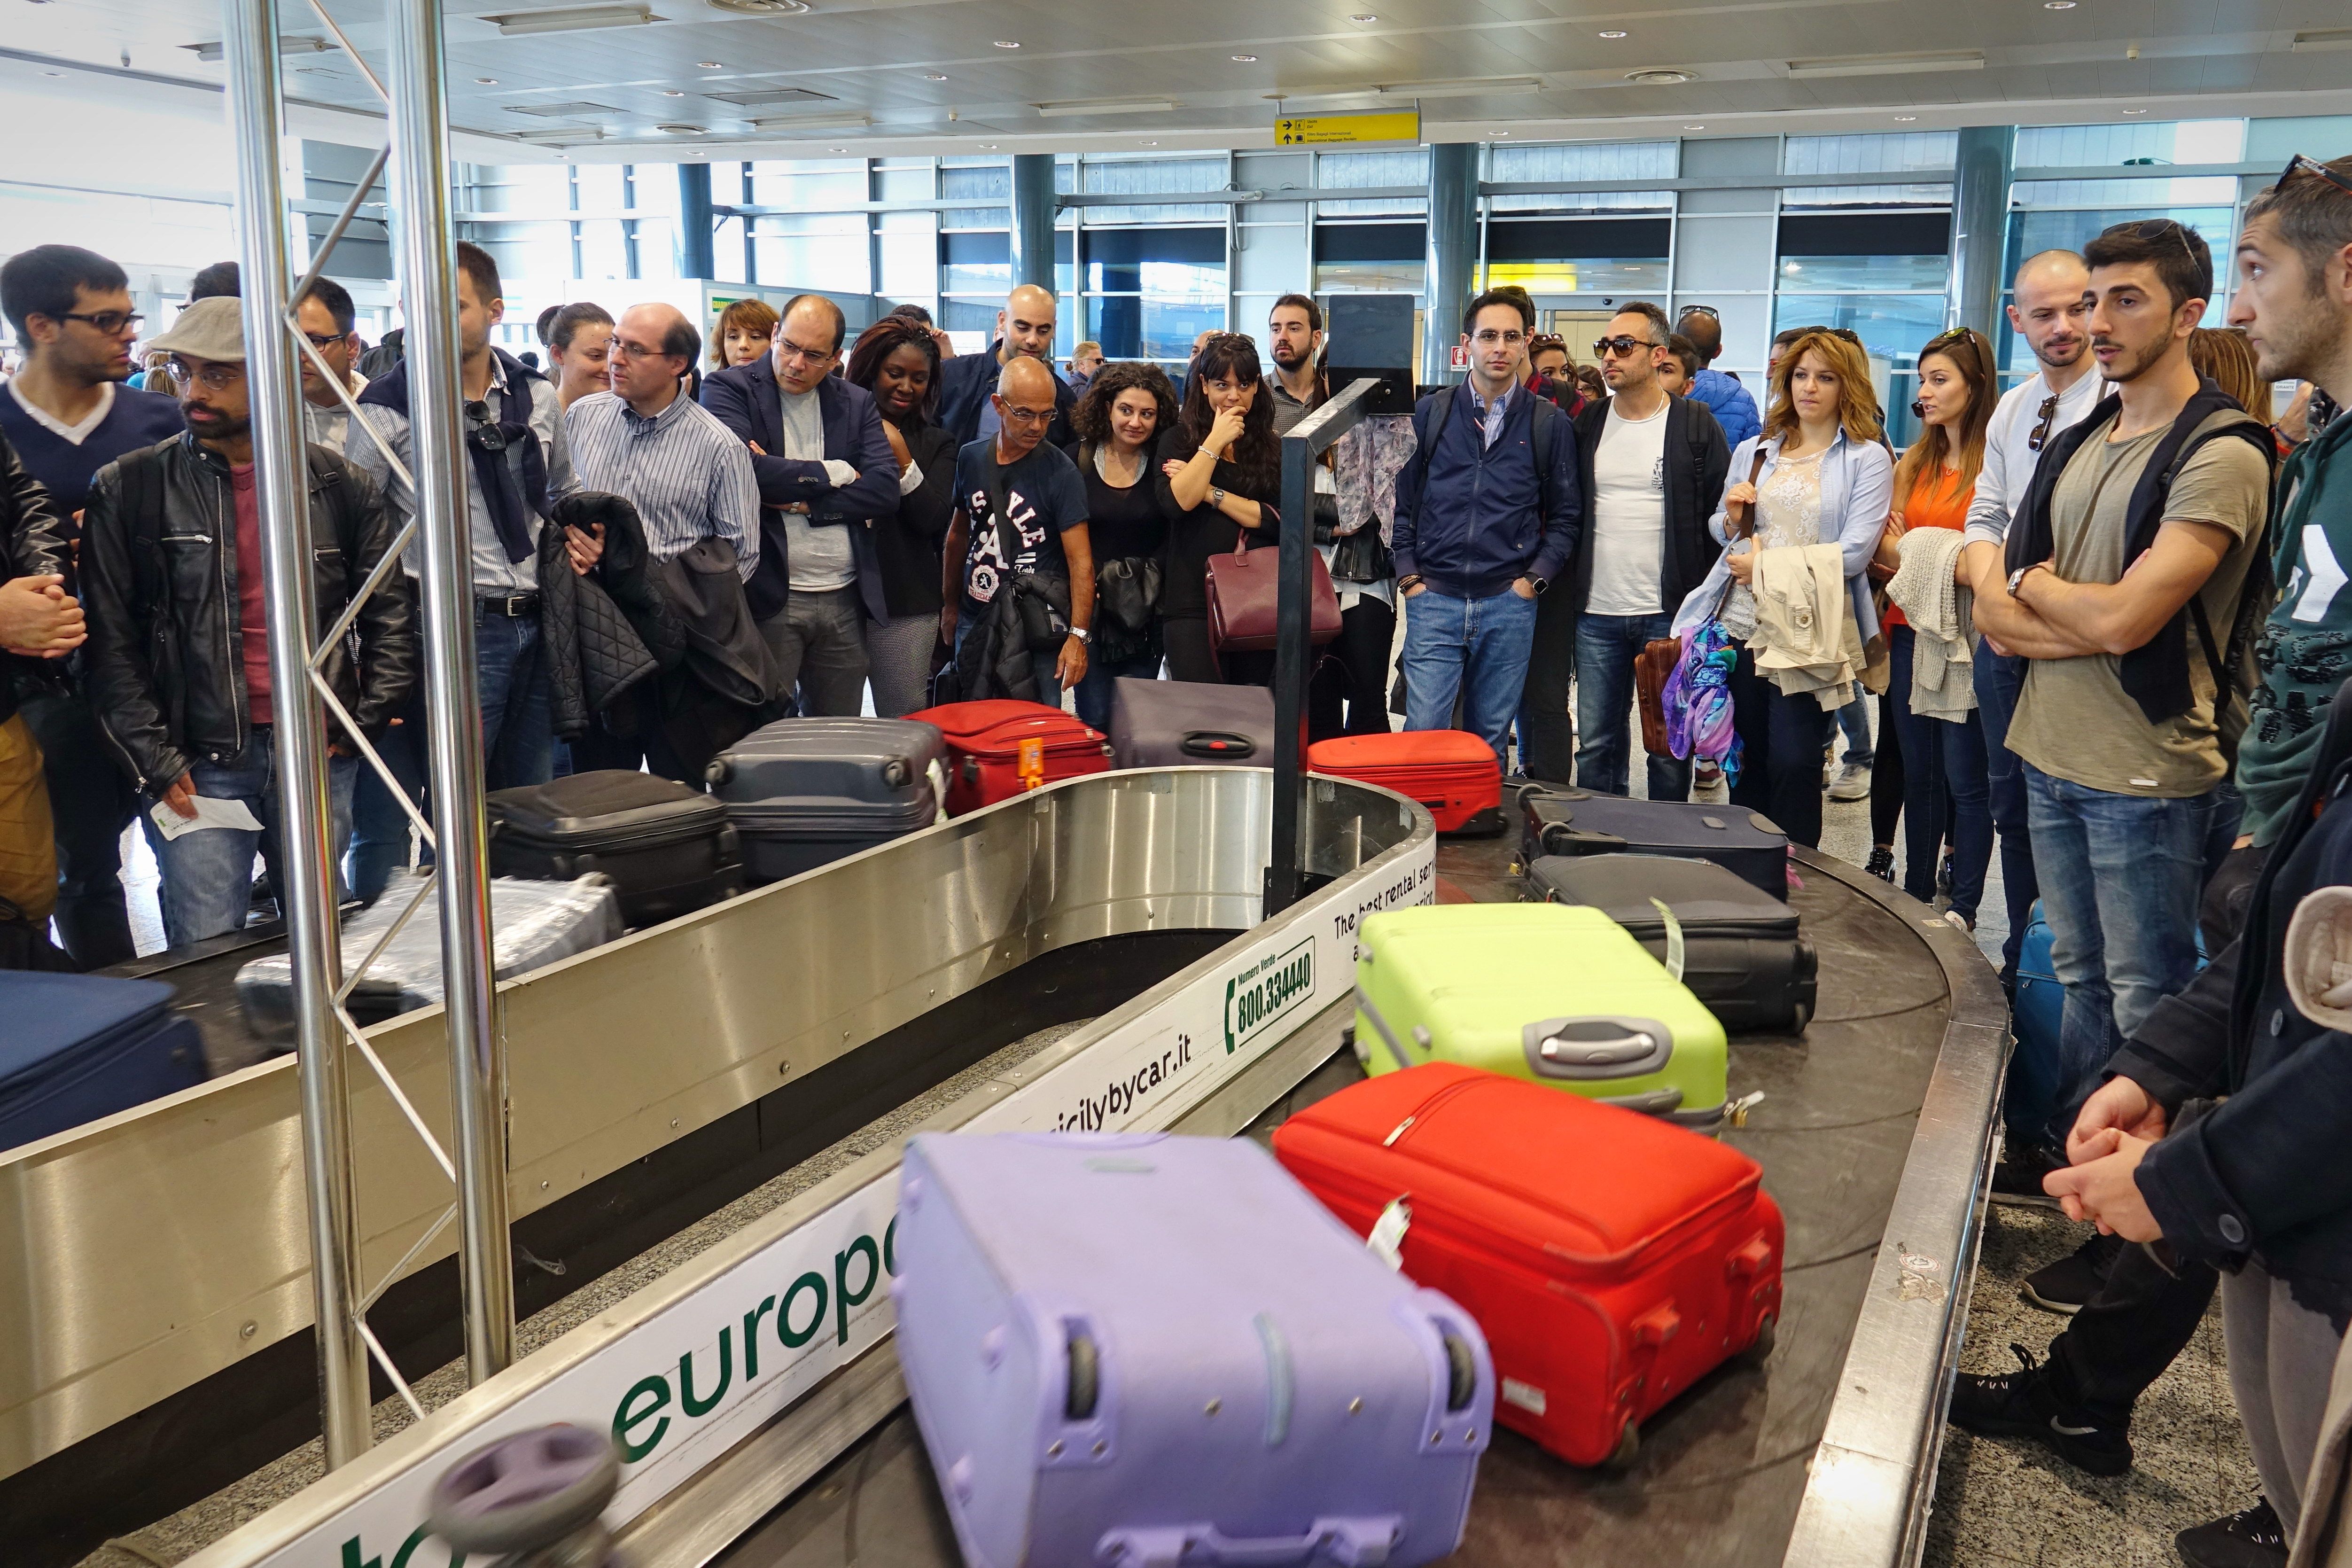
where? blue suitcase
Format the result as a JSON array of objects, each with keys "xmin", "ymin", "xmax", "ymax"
[
  {"xmin": 0, "ymin": 972, "xmax": 207, "ymax": 1152},
  {"xmin": 893, "ymin": 1131, "xmax": 1493, "ymax": 1568}
]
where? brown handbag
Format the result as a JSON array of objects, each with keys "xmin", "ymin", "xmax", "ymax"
[
  {"xmin": 1205, "ymin": 525, "xmax": 1343, "ymax": 654},
  {"xmin": 1635, "ymin": 634, "xmax": 1682, "ymax": 757}
]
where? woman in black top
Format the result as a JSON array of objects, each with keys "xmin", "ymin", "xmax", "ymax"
[
  {"xmin": 1156, "ymin": 333, "xmax": 1282, "ymax": 686},
  {"xmin": 1065, "ymin": 361, "xmax": 1178, "ymax": 729},
  {"xmin": 844, "ymin": 317, "xmax": 959, "ymax": 717}
]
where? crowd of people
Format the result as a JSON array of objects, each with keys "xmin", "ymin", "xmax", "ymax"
[{"xmin": 2, "ymin": 150, "xmax": 2352, "ymax": 1562}]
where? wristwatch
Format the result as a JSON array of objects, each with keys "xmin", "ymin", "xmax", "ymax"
[
  {"xmin": 1068, "ymin": 626, "xmax": 1091, "ymax": 644},
  {"xmin": 2007, "ymin": 562, "xmax": 2045, "ymax": 601},
  {"xmin": 1526, "ymin": 576, "xmax": 1550, "ymax": 596},
  {"xmin": 1209, "ymin": 485, "xmax": 1227, "ymax": 508},
  {"xmin": 1397, "ymin": 574, "xmax": 1425, "ymax": 593}
]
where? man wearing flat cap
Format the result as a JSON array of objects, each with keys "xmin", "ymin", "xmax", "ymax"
[{"xmin": 78, "ymin": 296, "xmax": 417, "ymax": 948}]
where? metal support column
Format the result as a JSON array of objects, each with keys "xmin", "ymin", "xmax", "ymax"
[
  {"xmin": 224, "ymin": 0, "xmax": 370, "ymax": 1470},
  {"xmin": 1950, "ymin": 125, "xmax": 2015, "ymax": 341},
  {"xmin": 387, "ymin": 0, "xmax": 516, "ymax": 1381},
  {"xmin": 1423, "ymin": 141, "xmax": 1479, "ymax": 385},
  {"xmin": 678, "ymin": 161, "xmax": 716, "ymax": 280},
  {"xmin": 1009, "ymin": 153, "xmax": 1057, "ymax": 292}
]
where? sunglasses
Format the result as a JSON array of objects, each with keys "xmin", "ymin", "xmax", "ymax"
[
  {"xmin": 1527, "ymin": 334, "xmax": 1566, "ymax": 351},
  {"xmin": 1679, "ymin": 304, "xmax": 1721, "ymax": 321},
  {"xmin": 2028, "ymin": 392, "xmax": 2061, "ymax": 452},
  {"xmin": 1592, "ymin": 335, "xmax": 1655, "ymax": 359},
  {"xmin": 2104, "ymin": 217, "xmax": 2204, "ymax": 272},
  {"xmin": 2279, "ymin": 153, "xmax": 2352, "ymax": 199}
]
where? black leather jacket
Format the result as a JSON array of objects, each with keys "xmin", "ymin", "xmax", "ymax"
[
  {"xmin": 0, "ymin": 429, "xmax": 72, "ymax": 729},
  {"xmin": 79, "ymin": 432, "xmax": 417, "ymax": 795}
]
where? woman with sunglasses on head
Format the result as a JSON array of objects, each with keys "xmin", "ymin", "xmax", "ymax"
[
  {"xmin": 1156, "ymin": 333, "xmax": 1283, "ymax": 686},
  {"xmin": 843, "ymin": 315, "xmax": 959, "ymax": 718},
  {"xmin": 1870, "ymin": 327, "xmax": 1997, "ymax": 928},
  {"xmin": 1067, "ymin": 361, "xmax": 1179, "ymax": 728},
  {"xmin": 1673, "ymin": 328, "xmax": 1894, "ymax": 849}
]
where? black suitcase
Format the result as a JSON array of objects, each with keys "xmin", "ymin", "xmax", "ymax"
[
  {"xmin": 487, "ymin": 771, "xmax": 743, "ymax": 927},
  {"xmin": 706, "ymin": 718, "xmax": 945, "ymax": 883},
  {"xmin": 1525, "ymin": 853, "xmax": 1817, "ymax": 1032},
  {"xmin": 0, "ymin": 972, "xmax": 208, "ymax": 1152},
  {"xmin": 1107, "ymin": 677, "xmax": 1276, "ymax": 768},
  {"xmin": 1517, "ymin": 784, "xmax": 1790, "ymax": 901}
]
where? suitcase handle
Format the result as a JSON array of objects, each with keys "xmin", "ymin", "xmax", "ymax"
[
  {"xmin": 1522, "ymin": 1017, "xmax": 1673, "ymax": 1080},
  {"xmin": 1179, "ymin": 730, "xmax": 1258, "ymax": 760},
  {"xmin": 1540, "ymin": 823, "xmax": 1628, "ymax": 856},
  {"xmin": 1099, "ymin": 1516, "xmax": 1406, "ymax": 1568}
]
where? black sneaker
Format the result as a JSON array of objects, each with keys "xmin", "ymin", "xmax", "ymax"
[
  {"xmin": 1865, "ymin": 846, "xmax": 1895, "ymax": 882},
  {"xmin": 1947, "ymin": 1343, "xmax": 2132, "ymax": 1476},
  {"xmin": 2175, "ymin": 1498, "xmax": 2288, "ymax": 1568},
  {"xmin": 2022, "ymin": 1232, "xmax": 2125, "ymax": 1315},
  {"xmin": 1990, "ymin": 1142, "xmax": 2066, "ymax": 1209}
]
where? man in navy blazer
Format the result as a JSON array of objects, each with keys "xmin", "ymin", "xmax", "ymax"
[
  {"xmin": 933, "ymin": 283, "xmax": 1078, "ymax": 447},
  {"xmin": 701, "ymin": 294, "xmax": 900, "ymax": 715}
]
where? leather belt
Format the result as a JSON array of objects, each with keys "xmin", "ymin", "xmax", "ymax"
[{"xmin": 476, "ymin": 593, "xmax": 540, "ymax": 617}]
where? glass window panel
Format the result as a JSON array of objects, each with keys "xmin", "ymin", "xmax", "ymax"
[
  {"xmin": 2012, "ymin": 176, "xmax": 2239, "ymax": 208},
  {"xmin": 1784, "ymin": 131, "xmax": 1959, "ymax": 175},
  {"xmin": 633, "ymin": 171, "xmax": 680, "ymax": 218},
  {"xmin": 574, "ymin": 163, "xmax": 627, "ymax": 212},
  {"xmin": 633, "ymin": 215, "xmax": 678, "ymax": 280},
  {"xmin": 1782, "ymin": 185, "xmax": 1954, "ymax": 208},
  {"xmin": 1777, "ymin": 254, "xmax": 1949, "ymax": 290},
  {"xmin": 1082, "ymin": 155, "xmax": 1227, "ymax": 224},
  {"xmin": 576, "ymin": 218, "xmax": 629, "ymax": 280},
  {"xmin": 1085, "ymin": 292, "xmax": 1227, "ymax": 363},
  {"xmin": 753, "ymin": 212, "xmax": 869, "ymax": 291},
  {"xmin": 1317, "ymin": 148, "xmax": 1428, "ymax": 216},
  {"xmin": 749, "ymin": 165, "xmax": 866, "ymax": 209},
  {"xmin": 1486, "ymin": 140, "xmax": 1674, "ymax": 212},
  {"xmin": 943, "ymin": 161, "xmax": 1010, "ymax": 228},
  {"xmin": 1771, "ymin": 293, "xmax": 1950, "ymax": 369},
  {"xmin": 2014, "ymin": 118, "xmax": 2245, "ymax": 168},
  {"xmin": 0, "ymin": 186, "xmax": 233, "ymax": 280},
  {"xmin": 1484, "ymin": 259, "xmax": 1668, "ymax": 294},
  {"xmin": 1316, "ymin": 260, "xmax": 1425, "ymax": 293},
  {"xmin": 877, "ymin": 166, "xmax": 932, "ymax": 203},
  {"xmin": 878, "ymin": 220, "xmax": 936, "ymax": 298}
]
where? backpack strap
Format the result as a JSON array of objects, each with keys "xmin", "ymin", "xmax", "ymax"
[
  {"xmin": 1529, "ymin": 393, "xmax": 1558, "ymax": 527},
  {"xmin": 2175, "ymin": 420, "xmax": 2282, "ymax": 759}
]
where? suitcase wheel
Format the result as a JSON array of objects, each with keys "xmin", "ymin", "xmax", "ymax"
[
  {"xmin": 1064, "ymin": 1331, "xmax": 1101, "ymax": 1420},
  {"xmin": 1734, "ymin": 1314, "xmax": 1777, "ymax": 1369},
  {"xmin": 1790, "ymin": 998, "xmax": 1812, "ymax": 1034},
  {"xmin": 704, "ymin": 758, "xmax": 732, "ymax": 786},
  {"xmin": 428, "ymin": 1423, "xmax": 620, "ymax": 1556},
  {"xmin": 1603, "ymin": 1422, "xmax": 1640, "ymax": 1471},
  {"xmin": 1441, "ymin": 1330, "xmax": 1480, "ymax": 1412}
]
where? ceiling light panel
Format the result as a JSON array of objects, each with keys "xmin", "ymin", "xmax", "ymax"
[
  {"xmin": 506, "ymin": 101, "xmax": 623, "ymax": 117},
  {"xmin": 747, "ymin": 111, "xmax": 874, "ymax": 131},
  {"xmin": 1784, "ymin": 49, "xmax": 1985, "ymax": 78},
  {"xmin": 1036, "ymin": 98, "xmax": 1178, "ymax": 117},
  {"xmin": 705, "ymin": 86, "xmax": 839, "ymax": 106},
  {"xmin": 480, "ymin": 5, "xmax": 658, "ymax": 37}
]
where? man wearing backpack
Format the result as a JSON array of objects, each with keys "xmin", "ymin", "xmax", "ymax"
[
  {"xmin": 1972, "ymin": 218, "xmax": 2275, "ymax": 1172},
  {"xmin": 1391, "ymin": 289, "xmax": 1580, "ymax": 761},
  {"xmin": 78, "ymin": 297, "xmax": 416, "ymax": 948}
]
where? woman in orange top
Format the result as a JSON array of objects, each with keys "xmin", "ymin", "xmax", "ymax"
[{"xmin": 1869, "ymin": 327, "xmax": 1997, "ymax": 927}]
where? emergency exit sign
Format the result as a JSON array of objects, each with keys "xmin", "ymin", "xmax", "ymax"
[{"xmin": 1275, "ymin": 108, "xmax": 1421, "ymax": 145}]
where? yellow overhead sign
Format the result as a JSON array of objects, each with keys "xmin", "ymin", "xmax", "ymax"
[{"xmin": 1275, "ymin": 109, "xmax": 1421, "ymax": 146}]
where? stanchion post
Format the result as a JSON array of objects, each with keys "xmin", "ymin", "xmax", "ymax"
[
  {"xmin": 222, "ymin": 0, "xmax": 371, "ymax": 1466},
  {"xmin": 387, "ymin": 0, "xmax": 516, "ymax": 1380}
]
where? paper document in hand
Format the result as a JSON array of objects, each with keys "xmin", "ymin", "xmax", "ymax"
[{"xmin": 148, "ymin": 795, "xmax": 264, "ymax": 841}]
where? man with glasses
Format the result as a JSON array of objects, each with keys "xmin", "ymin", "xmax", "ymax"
[
  {"xmin": 1532, "ymin": 301, "xmax": 1729, "ymax": 796},
  {"xmin": 0, "ymin": 244, "xmax": 184, "ymax": 967},
  {"xmin": 1392, "ymin": 289, "xmax": 1580, "ymax": 760},
  {"xmin": 1673, "ymin": 305, "xmax": 1761, "ymax": 448},
  {"xmin": 935, "ymin": 283, "xmax": 1077, "ymax": 447},
  {"xmin": 293, "ymin": 276, "xmax": 366, "ymax": 457},
  {"xmin": 77, "ymin": 297, "xmax": 415, "ymax": 949},
  {"xmin": 703, "ymin": 294, "xmax": 898, "ymax": 717},
  {"xmin": 349, "ymin": 242, "xmax": 579, "ymax": 896}
]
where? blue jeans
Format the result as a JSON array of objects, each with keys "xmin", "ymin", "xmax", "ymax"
[
  {"xmin": 1401, "ymin": 586, "xmax": 1539, "ymax": 759},
  {"xmin": 145, "ymin": 727, "xmax": 358, "ymax": 949},
  {"xmin": 2019, "ymin": 763, "xmax": 2215, "ymax": 1149},
  {"xmin": 1573, "ymin": 612, "xmax": 1690, "ymax": 802},
  {"xmin": 1836, "ymin": 682, "xmax": 1874, "ymax": 766},
  {"xmin": 346, "ymin": 607, "xmax": 552, "ymax": 902},
  {"xmin": 1975, "ymin": 640, "xmax": 2039, "ymax": 983},
  {"xmin": 1886, "ymin": 625, "xmax": 1993, "ymax": 921},
  {"xmin": 1073, "ymin": 648, "xmax": 1161, "ymax": 732}
]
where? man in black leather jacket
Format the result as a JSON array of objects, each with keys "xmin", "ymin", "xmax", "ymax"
[
  {"xmin": 0, "ymin": 427, "xmax": 80, "ymax": 949},
  {"xmin": 78, "ymin": 297, "xmax": 416, "ymax": 947}
]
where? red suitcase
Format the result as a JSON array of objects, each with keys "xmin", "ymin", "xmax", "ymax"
[
  {"xmin": 1307, "ymin": 731, "xmax": 1504, "ymax": 835},
  {"xmin": 1271, "ymin": 1063, "xmax": 1781, "ymax": 1467},
  {"xmin": 904, "ymin": 700, "xmax": 1113, "ymax": 817}
]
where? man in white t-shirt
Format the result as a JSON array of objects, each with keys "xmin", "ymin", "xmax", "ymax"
[
  {"xmin": 1542, "ymin": 301, "xmax": 1730, "ymax": 797},
  {"xmin": 1959, "ymin": 250, "xmax": 2103, "ymax": 1013}
]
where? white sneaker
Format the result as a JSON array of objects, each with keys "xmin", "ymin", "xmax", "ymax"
[{"xmin": 1827, "ymin": 761, "xmax": 1872, "ymax": 802}]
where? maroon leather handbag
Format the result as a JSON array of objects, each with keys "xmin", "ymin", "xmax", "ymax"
[{"xmin": 1205, "ymin": 527, "xmax": 1343, "ymax": 654}]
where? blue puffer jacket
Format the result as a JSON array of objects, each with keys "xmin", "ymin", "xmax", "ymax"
[
  {"xmin": 1689, "ymin": 367, "xmax": 1761, "ymax": 449},
  {"xmin": 1390, "ymin": 382, "xmax": 1580, "ymax": 600}
]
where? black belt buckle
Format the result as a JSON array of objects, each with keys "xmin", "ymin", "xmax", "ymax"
[{"xmin": 481, "ymin": 593, "xmax": 537, "ymax": 618}]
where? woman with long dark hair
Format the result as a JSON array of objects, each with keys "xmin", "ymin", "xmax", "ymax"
[
  {"xmin": 1156, "ymin": 332, "xmax": 1283, "ymax": 685},
  {"xmin": 844, "ymin": 316, "xmax": 958, "ymax": 717},
  {"xmin": 1870, "ymin": 326, "xmax": 1997, "ymax": 927},
  {"xmin": 1067, "ymin": 361, "xmax": 1178, "ymax": 726}
]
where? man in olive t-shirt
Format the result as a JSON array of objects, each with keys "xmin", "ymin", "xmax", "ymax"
[{"xmin": 1972, "ymin": 220, "xmax": 2272, "ymax": 1160}]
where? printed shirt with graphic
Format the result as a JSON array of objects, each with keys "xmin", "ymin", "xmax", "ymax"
[
  {"xmin": 951, "ymin": 436, "xmax": 1089, "ymax": 614},
  {"xmin": 2239, "ymin": 412, "xmax": 2352, "ymax": 846}
]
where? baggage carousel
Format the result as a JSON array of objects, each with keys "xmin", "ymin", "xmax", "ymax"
[{"xmin": 0, "ymin": 770, "xmax": 2003, "ymax": 1568}]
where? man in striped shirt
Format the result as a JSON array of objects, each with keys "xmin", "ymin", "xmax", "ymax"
[{"xmin": 565, "ymin": 303, "xmax": 759, "ymax": 582}]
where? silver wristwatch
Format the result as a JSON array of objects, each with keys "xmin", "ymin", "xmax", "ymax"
[
  {"xmin": 1209, "ymin": 485, "xmax": 1227, "ymax": 508},
  {"xmin": 1068, "ymin": 626, "xmax": 1091, "ymax": 643}
]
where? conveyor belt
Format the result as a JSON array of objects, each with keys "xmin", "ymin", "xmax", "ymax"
[{"xmin": 688, "ymin": 836, "xmax": 1982, "ymax": 1568}]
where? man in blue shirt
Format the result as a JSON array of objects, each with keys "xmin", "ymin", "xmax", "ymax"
[
  {"xmin": 1674, "ymin": 306, "xmax": 1762, "ymax": 450},
  {"xmin": 0, "ymin": 245, "xmax": 184, "ymax": 966},
  {"xmin": 1391, "ymin": 290, "xmax": 1581, "ymax": 760}
]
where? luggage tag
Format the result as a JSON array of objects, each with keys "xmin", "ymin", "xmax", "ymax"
[
  {"xmin": 1366, "ymin": 1196, "xmax": 1411, "ymax": 1270},
  {"xmin": 928, "ymin": 758, "xmax": 950, "ymax": 825},
  {"xmin": 1648, "ymin": 897, "xmax": 1687, "ymax": 983},
  {"xmin": 1017, "ymin": 735, "xmax": 1046, "ymax": 792}
]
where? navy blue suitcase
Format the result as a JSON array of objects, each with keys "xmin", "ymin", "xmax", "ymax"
[{"xmin": 0, "ymin": 972, "xmax": 207, "ymax": 1152}]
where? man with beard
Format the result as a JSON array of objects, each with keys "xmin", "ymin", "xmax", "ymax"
[
  {"xmin": 78, "ymin": 297, "xmax": 415, "ymax": 947},
  {"xmin": 934, "ymin": 283, "xmax": 1076, "ymax": 447}
]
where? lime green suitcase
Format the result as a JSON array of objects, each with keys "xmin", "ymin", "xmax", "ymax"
[{"xmin": 1351, "ymin": 903, "xmax": 1729, "ymax": 1129}]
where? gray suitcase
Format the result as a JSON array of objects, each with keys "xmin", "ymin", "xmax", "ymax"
[
  {"xmin": 707, "ymin": 718, "xmax": 945, "ymax": 883},
  {"xmin": 1108, "ymin": 677, "xmax": 1277, "ymax": 769}
]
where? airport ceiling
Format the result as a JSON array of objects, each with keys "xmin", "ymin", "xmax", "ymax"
[{"xmin": 8, "ymin": 0, "xmax": 2352, "ymax": 164}]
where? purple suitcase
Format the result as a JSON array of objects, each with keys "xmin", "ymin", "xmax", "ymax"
[{"xmin": 893, "ymin": 1131, "xmax": 1491, "ymax": 1568}]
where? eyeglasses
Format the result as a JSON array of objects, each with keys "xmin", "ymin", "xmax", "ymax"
[
  {"xmin": 611, "ymin": 339, "xmax": 675, "ymax": 361},
  {"xmin": 1592, "ymin": 335, "xmax": 1655, "ymax": 359},
  {"xmin": 2278, "ymin": 153, "xmax": 2352, "ymax": 199},
  {"xmin": 300, "ymin": 330, "xmax": 348, "ymax": 352},
  {"xmin": 2027, "ymin": 392, "xmax": 2061, "ymax": 452},
  {"xmin": 165, "ymin": 358, "xmax": 242, "ymax": 390},
  {"xmin": 774, "ymin": 336, "xmax": 836, "ymax": 366},
  {"xmin": 997, "ymin": 402, "xmax": 1054, "ymax": 426},
  {"xmin": 1470, "ymin": 328, "xmax": 1526, "ymax": 347},
  {"xmin": 56, "ymin": 310, "xmax": 143, "ymax": 336}
]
